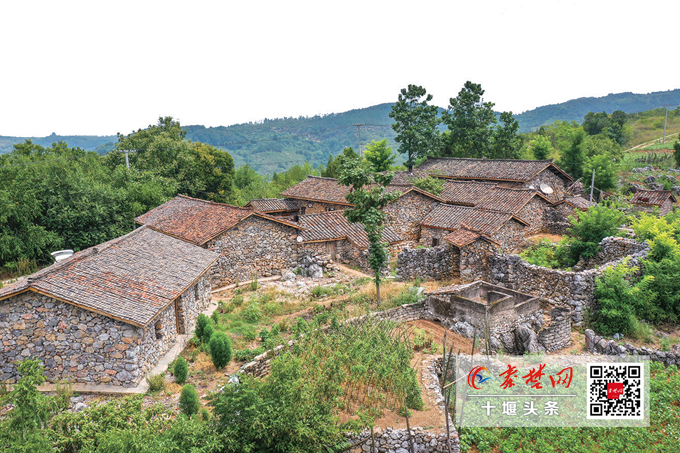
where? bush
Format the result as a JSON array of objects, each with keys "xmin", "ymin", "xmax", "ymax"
[
  {"xmin": 235, "ymin": 347, "xmax": 265, "ymax": 362},
  {"xmin": 259, "ymin": 327, "xmax": 269, "ymax": 342},
  {"xmin": 196, "ymin": 314, "xmax": 210, "ymax": 342},
  {"xmin": 209, "ymin": 333, "xmax": 233, "ymax": 369},
  {"xmin": 593, "ymin": 261, "xmax": 638, "ymax": 336},
  {"xmin": 520, "ymin": 239, "xmax": 561, "ymax": 268},
  {"xmin": 242, "ymin": 302, "xmax": 262, "ymax": 323},
  {"xmin": 202, "ymin": 322, "xmax": 215, "ymax": 344},
  {"xmin": 174, "ymin": 356, "xmax": 188, "ymax": 384},
  {"xmin": 211, "ymin": 310, "xmax": 220, "ymax": 326},
  {"xmin": 146, "ymin": 373, "xmax": 166, "ymax": 392},
  {"xmin": 179, "ymin": 385, "xmax": 200, "ymax": 418},
  {"xmin": 311, "ymin": 285, "xmax": 334, "ymax": 298},
  {"xmin": 561, "ymin": 206, "xmax": 625, "ymax": 266}
]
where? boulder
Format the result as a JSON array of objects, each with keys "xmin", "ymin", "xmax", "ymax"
[
  {"xmin": 514, "ymin": 326, "xmax": 539, "ymax": 354},
  {"xmin": 281, "ymin": 271, "xmax": 296, "ymax": 282}
]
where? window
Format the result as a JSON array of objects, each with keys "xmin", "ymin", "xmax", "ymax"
[
  {"xmin": 155, "ymin": 320, "xmax": 164, "ymax": 339},
  {"xmin": 326, "ymin": 207, "xmax": 335, "ymax": 212},
  {"xmin": 432, "ymin": 238, "xmax": 440, "ymax": 247},
  {"xmin": 194, "ymin": 285, "xmax": 201, "ymax": 302}
]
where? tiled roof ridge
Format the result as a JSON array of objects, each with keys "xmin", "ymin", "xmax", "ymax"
[
  {"xmin": 422, "ymin": 156, "xmax": 554, "ymax": 164},
  {"xmin": 249, "ymin": 212, "xmax": 304, "ymax": 230},
  {"xmin": 306, "ymin": 175, "xmax": 339, "ymax": 181},
  {"xmin": 175, "ymin": 194, "xmax": 252, "ymax": 212},
  {"xmin": 21, "ymin": 226, "xmax": 150, "ymax": 286}
]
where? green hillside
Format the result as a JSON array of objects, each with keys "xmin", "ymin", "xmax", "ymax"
[
  {"xmin": 3, "ymin": 88, "xmax": 680, "ymax": 172},
  {"xmin": 514, "ymin": 89, "xmax": 680, "ymax": 132}
]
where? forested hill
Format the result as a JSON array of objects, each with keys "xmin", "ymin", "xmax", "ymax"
[
  {"xmin": 2, "ymin": 88, "xmax": 679, "ymax": 172},
  {"xmin": 183, "ymin": 103, "xmax": 401, "ymax": 172},
  {"xmin": 514, "ymin": 89, "xmax": 680, "ymax": 132}
]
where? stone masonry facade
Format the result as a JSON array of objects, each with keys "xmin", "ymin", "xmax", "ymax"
[
  {"xmin": 383, "ymin": 190, "xmax": 440, "ymax": 243},
  {"xmin": 0, "ymin": 275, "xmax": 211, "ymax": 387},
  {"xmin": 207, "ymin": 215, "xmax": 300, "ymax": 286}
]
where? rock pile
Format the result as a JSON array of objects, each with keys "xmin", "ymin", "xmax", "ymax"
[
  {"xmin": 585, "ymin": 329, "xmax": 680, "ymax": 366},
  {"xmin": 295, "ymin": 253, "xmax": 338, "ymax": 279},
  {"xmin": 346, "ymin": 427, "xmax": 459, "ymax": 453}
]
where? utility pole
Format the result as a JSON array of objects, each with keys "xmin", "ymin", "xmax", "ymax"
[
  {"xmin": 352, "ymin": 123, "xmax": 366, "ymax": 157},
  {"xmin": 663, "ymin": 105, "xmax": 669, "ymax": 144},
  {"xmin": 589, "ymin": 168, "xmax": 595, "ymax": 204},
  {"xmin": 121, "ymin": 150, "xmax": 131, "ymax": 169}
]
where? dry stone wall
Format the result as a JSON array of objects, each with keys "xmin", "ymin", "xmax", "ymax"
[
  {"xmin": 585, "ymin": 329, "xmax": 680, "ymax": 367},
  {"xmin": 294, "ymin": 199, "xmax": 348, "ymax": 215},
  {"xmin": 207, "ymin": 216, "xmax": 300, "ymax": 286},
  {"xmin": 397, "ymin": 244, "xmax": 459, "ymax": 280},
  {"xmin": 517, "ymin": 197, "xmax": 552, "ymax": 235}
]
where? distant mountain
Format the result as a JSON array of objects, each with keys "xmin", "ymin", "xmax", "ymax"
[
  {"xmin": 0, "ymin": 133, "xmax": 117, "ymax": 154},
  {"xmin": 3, "ymin": 89, "xmax": 679, "ymax": 171},
  {"xmin": 514, "ymin": 89, "xmax": 680, "ymax": 132}
]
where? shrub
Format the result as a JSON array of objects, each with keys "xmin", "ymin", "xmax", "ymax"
[
  {"xmin": 270, "ymin": 323, "xmax": 280, "ymax": 337},
  {"xmin": 242, "ymin": 302, "xmax": 262, "ymax": 323},
  {"xmin": 259, "ymin": 327, "xmax": 269, "ymax": 342},
  {"xmin": 195, "ymin": 314, "xmax": 210, "ymax": 342},
  {"xmin": 311, "ymin": 285, "xmax": 333, "ymax": 298},
  {"xmin": 179, "ymin": 385, "xmax": 200, "ymax": 418},
  {"xmin": 231, "ymin": 294, "xmax": 244, "ymax": 307},
  {"xmin": 55, "ymin": 378, "xmax": 73, "ymax": 409},
  {"xmin": 234, "ymin": 347, "xmax": 265, "ymax": 362},
  {"xmin": 209, "ymin": 333, "xmax": 233, "ymax": 369},
  {"xmin": 250, "ymin": 275, "xmax": 259, "ymax": 291},
  {"xmin": 211, "ymin": 310, "xmax": 220, "ymax": 326},
  {"xmin": 202, "ymin": 322, "xmax": 215, "ymax": 344},
  {"xmin": 520, "ymin": 239, "xmax": 561, "ymax": 268},
  {"xmin": 174, "ymin": 357, "xmax": 188, "ymax": 384},
  {"xmin": 561, "ymin": 206, "xmax": 625, "ymax": 266},
  {"xmin": 593, "ymin": 261, "xmax": 638, "ymax": 336},
  {"xmin": 146, "ymin": 373, "xmax": 166, "ymax": 392}
]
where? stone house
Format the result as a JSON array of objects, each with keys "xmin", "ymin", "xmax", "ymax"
[
  {"xmin": 135, "ymin": 195, "xmax": 304, "ymax": 287},
  {"xmin": 630, "ymin": 190, "xmax": 677, "ymax": 216},
  {"xmin": 438, "ymin": 180, "xmax": 498, "ymax": 206},
  {"xmin": 419, "ymin": 204, "xmax": 528, "ymax": 253},
  {"xmin": 413, "ymin": 157, "xmax": 573, "ymax": 201},
  {"xmin": 279, "ymin": 176, "xmax": 353, "ymax": 214},
  {"xmin": 474, "ymin": 187, "xmax": 555, "ymax": 235},
  {"xmin": 381, "ymin": 184, "xmax": 443, "ymax": 243},
  {"xmin": 297, "ymin": 211, "xmax": 404, "ymax": 272},
  {"xmin": 0, "ymin": 226, "xmax": 216, "ymax": 387},
  {"xmin": 245, "ymin": 198, "xmax": 300, "ymax": 218}
]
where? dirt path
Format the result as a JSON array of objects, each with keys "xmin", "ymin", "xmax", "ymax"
[{"xmin": 334, "ymin": 263, "xmax": 371, "ymax": 278}]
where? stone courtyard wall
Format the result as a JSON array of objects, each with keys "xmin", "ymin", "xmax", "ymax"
[
  {"xmin": 516, "ymin": 196, "xmax": 552, "ymax": 235},
  {"xmin": 207, "ymin": 216, "xmax": 300, "ymax": 286},
  {"xmin": 544, "ymin": 203, "xmax": 574, "ymax": 235},
  {"xmin": 397, "ymin": 244, "xmax": 459, "ymax": 280}
]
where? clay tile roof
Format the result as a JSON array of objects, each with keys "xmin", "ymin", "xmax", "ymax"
[
  {"xmin": 556, "ymin": 195, "xmax": 594, "ymax": 210},
  {"xmin": 245, "ymin": 198, "xmax": 300, "ymax": 213},
  {"xmin": 389, "ymin": 169, "xmax": 432, "ymax": 184},
  {"xmin": 280, "ymin": 176, "xmax": 353, "ymax": 205},
  {"xmin": 416, "ymin": 157, "xmax": 573, "ymax": 183},
  {"xmin": 438, "ymin": 180, "xmax": 498, "ymax": 206},
  {"xmin": 135, "ymin": 195, "xmax": 301, "ymax": 245},
  {"xmin": 443, "ymin": 228, "xmax": 499, "ymax": 248},
  {"xmin": 0, "ymin": 227, "xmax": 217, "ymax": 327},
  {"xmin": 297, "ymin": 211, "xmax": 403, "ymax": 249},
  {"xmin": 630, "ymin": 189, "xmax": 677, "ymax": 206},
  {"xmin": 420, "ymin": 204, "xmax": 527, "ymax": 235},
  {"xmin": 475, "ymin": 188, "xmax": 551, "ymax": 214}
]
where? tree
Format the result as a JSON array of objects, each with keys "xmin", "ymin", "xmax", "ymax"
[
  {"xmin": 558, "ymin": 205, "xmax": 625, "ymax": 266},
  {"xmin": 593, "ymin": 261, "xmax": 638, "ymax": 336},
  {"xmin": 209, "ymin": 333, "xmax": 233, "ymax": 369},
  {"xmin": 322, "ymin": 147, "xmax": 359, "ymax": 178},
  {"xmin": 179, "ymin": 385, "xmax": 200, "ymax": 418},
  {"xmin": 582, "ymin": 134, "xmax": 623, "ymax": 161},
  {"xmin": 674, "ymin": 133, "xmax": 680, "ymax": 168},
  {"xmin": 412, "ymin": 176, "xmax": 444, "ymax": 195},
  {"xmin": 440, "ymin": 81, "xmax": 522, "ymax": 159},
  {"xmin": 440, "ymin": 81, "xmax": 496, "ymax": 158},
  {"xmin": 174, "ymin": 356, "xmax": 188, "ymax": 384},
  {"xmin": 558, "ymin": 129, "xmax": 586, "ymax": 180},
  {"xmin": 528, "ymin": 135, "xmax": 552, "ymax": 160},
  {"xmin": 491, "ymin": 111, "xmax": 523, "ymax": 159},
  {"xmin": 389, "ymin": 85, "xmax": 440, "ymax": 171},
  {"xmin": 363, "ymin": 139, "xmax": 396, "ymax": 172},
  {"xmin": 338, "ymin": 158, "xmax": 400, "ymax": 303},
  {"xmin": 583, "ymin": 153, "xmax": 619, "ymax": 197}
]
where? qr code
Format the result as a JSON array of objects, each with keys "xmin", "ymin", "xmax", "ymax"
[{"xmin": 587, "ymin": 363, "xmax": 644, "ymax": 419}]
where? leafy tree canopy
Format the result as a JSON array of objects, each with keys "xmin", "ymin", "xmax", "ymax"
[
  {"xmin": 363, "ymin": 139, "xmax": 396, "ymax": 173},
  {"xmin": 389, "ymin": 85, "xmax": 440, "ymax": 170}
]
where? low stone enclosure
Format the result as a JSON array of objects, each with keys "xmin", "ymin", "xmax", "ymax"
[
  {"xmin": 585, "ymin": 329, "xmax": 680, "ymax": 367},
  {"xmin": 425, "ymin": 281, "xmax": 572, "ymax": 354}
]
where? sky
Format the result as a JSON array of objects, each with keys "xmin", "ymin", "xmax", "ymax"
[{"xmin": 1, "ymin": 0, "xmax": 678, "ymax": 137}]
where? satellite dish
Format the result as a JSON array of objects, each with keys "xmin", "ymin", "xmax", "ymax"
[
  {"xmin": 540, "ymin": 184, "xmax": 554, "ymax": 195},
  {"xmin": 528, "ymin": 185, "xmax": 536, "ymax": 190},
  {"xmin": 51, "ymin": 250, "xmax": 74, "ymax": 262},
  {"xmin": 297, "ymin": 236, "xmax": 303, "ymax": 243}
]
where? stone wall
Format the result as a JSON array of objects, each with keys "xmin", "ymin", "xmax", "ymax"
[
  {"xmin": 0, "ymin": 292, "xmax": 153, "ymax": 387},
  {"xmin": 490, "ymin": 219, "xmax": 526, "ymax": 253},
  {"xmin": 544, "ymin": 203, "xmax": 574, "ymax": 235},
  {"xmin": 0, "ymin": 275, "xmax": 211, "ymax": 387},
  {"xmin": 420, "ymin": 226, "xmax": 453, "ymax": 248},
  {"xmin": 516, "ymin": 196, "xmax": 552, "ymax": 235},
  {"xmin": 345, "ymin": 428, "xmax": 459, "ymax": 453},
  {"xmin": 383, "ymin": 191, "xmax": 440, "ymax": 243},
  {"xmin": 175, "ymin": 276, "xmax": 211, "ymax": 335},
  {"xmin": 207, "ymin": 216, "xmax": 300, "ymax": 286},
  {"xmin": 480, "ymin": 237, "xmax": 649, "ymax": 325},
  {"xmin": 632, "ymin": 199, "xmax": 674, "ymax": 216},
  {"xmin": 459, "ymin": 240, "xmax": 498, "ymax": 283},
  {"xmin": 585, "ymin": 329, "xmax": 680, "ymax": 367},
  {"xmin": 396, "ymin": 244, "xmax": 459, "ymax": 280},
  {"xmin": 575, "ymin": 236, "xmax": 650, "ymax": 270}
]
